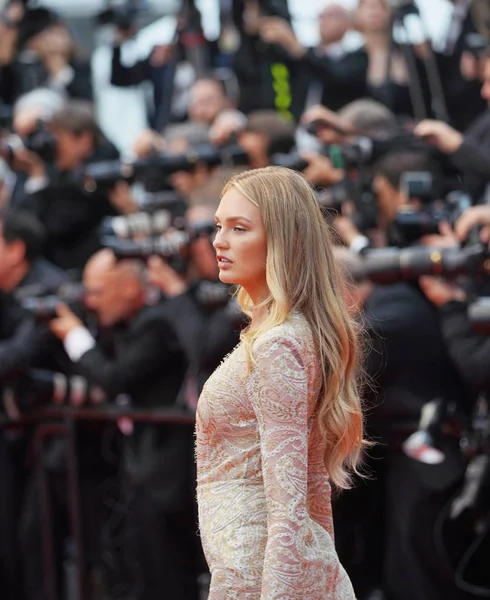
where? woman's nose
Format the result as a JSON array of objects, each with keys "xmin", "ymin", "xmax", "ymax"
[{"xmin": 213, "ymin": 230, "xmax": 228, "ymax": 250}]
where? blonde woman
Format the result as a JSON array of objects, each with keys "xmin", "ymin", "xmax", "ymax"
[{"xmin": 195, "ymin": 166, "xmax": 365, "ymax": 599}]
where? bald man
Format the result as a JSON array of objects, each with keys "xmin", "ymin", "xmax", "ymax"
[{"xmin": 49, "ymin": 249, "xmax": 202, "ymax": 600}]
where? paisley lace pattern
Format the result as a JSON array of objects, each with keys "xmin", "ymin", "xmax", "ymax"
[{"xmin": 196, "ymin": 313, "xmax": 355, "ymax": 599}]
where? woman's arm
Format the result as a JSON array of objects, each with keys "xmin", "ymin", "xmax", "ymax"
[
  {"xmin": 307, "ymin": 420, "xmax": 334, "ymax": 537},
  {"xmin": 249, "ymin": 332, "xmax": 312, "ymax": 599}
]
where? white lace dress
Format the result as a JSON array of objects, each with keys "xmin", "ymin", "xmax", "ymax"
[{"xmin": 195, "ymin": 313, "xmax": 356, "ymax": 599}]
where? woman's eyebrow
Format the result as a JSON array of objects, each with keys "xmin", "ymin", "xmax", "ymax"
[{"xmin": 214, "ymin": 216, "xmax": 253, "ymax": 224}]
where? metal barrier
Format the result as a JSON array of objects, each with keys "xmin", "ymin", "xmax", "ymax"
[{"xmin": 0, "ymin": 405, "xmax": 195, "ymax": 600}]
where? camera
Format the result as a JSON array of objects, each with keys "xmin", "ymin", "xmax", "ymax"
[
  {"xmin": 10, "ymin": 369, "xmax": 106, "ymax": 410},
  {"xmin": 17, "ymin": 282, "xmax": 85, "ymax": 322},
  {"xmin": 83, "ymin": 143, "xmax": 249, "ymax": 194},
  {"xmin": 101, "ymin": 217, "xmax": 215, "ymax": 273},
  {"xmin": 99, "ymin": 211, "xmax": 174, "ymax": 239},
  {"xmin": 362, "ymin": 244, "xmax": 490, "ymax": 284},
  {"xmin": 0, "ymin": 120, "xmax": 57, "ymax": 165},
  {"xmin": 390, "ymin": 174, "xmax": 472, "ymax": 247}
]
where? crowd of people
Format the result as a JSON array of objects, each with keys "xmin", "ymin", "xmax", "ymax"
[{"xmin": 1, "ymin": 0, "xmax": 490, "ymax": 599}]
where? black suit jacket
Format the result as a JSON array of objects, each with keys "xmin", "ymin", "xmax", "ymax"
[
  {"xmin": 0, "ymin": 259, "xmax": 71, "ymax": 408},
  {"xmin": 19, "ymin": 143, "xmax": 119, "ymax": 274},
  {"xmin": 73, "ymin": 303, "xmax": 190, "ymax": 508},
  {"xmin": 435, "ymin": 8, "xmax": 487, "ymax": 132},
  {"xmin": 299, "ymin": 48, "xmax": 369, "ymax": 112},
  {"xmin": 438, "ymin": 300, "xmax": 490, "ymax": 393},
  {"xmin": 450, "ymin": 108, "xmax": 490, "ymax": 202},
  {"xmin": 364, "ymin": 283, "xmax": 474, "ymax": 425}
]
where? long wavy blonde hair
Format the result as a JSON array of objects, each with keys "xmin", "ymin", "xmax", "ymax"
[{"xmin": 221, "ymin": 166, "xmax": 366, "ymax": 489}]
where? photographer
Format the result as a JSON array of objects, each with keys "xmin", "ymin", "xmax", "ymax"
[
  {"xmin": 231, "ymin": 0, "xmax": 309, "ymax": 119},
  {"xmin": 0, "ymin": 207, "xmax": 70, "ymax": 600},
  {"xmin": 436, "ymin": 0, "xmax": 488, "ymax": 131},
  {"xmin": 147, "ymin": 203, "xmax": 243, "ymax": 394},
  {"xmin": 414, "ymin": 46, "xmax": 490, "ymax": 203},
  {"xmin": 47, "ymin": 248, "xmax": 200, "ymax": 600},
  {"xmin": 332, "ymin": 245, "xmax": 475, "ymax": 600},
  {"xmin": 0, "ymin": 87, "xmax": 65, "ymax": 207},
  {"xmin": 419, "ymin": 204, "xmax": 490, "ymax": 393},
  {"xmin": 17, "ymin": 99, "xmax": 121, "ymax": 273},
  {"xmin": 0, "ymin": 208, "xmax": 68, "ymax": 383},
  {"xmin": 110, "ymin": 32, "xmax": 187, "ymax": 130},
  {"xmin": 0, "ymin": 5, "xmax": 92, "ymax": 105},
  {"xmin": 331, "ymin": 149, "xmax": 450, "ymax": 253},
  {"xmin": 256, "ymin": 0, "xmax": 432, "ymax": 120}
]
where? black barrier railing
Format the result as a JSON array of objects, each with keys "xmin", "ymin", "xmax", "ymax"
[
  {"xmin": 1, "ymin": 405, "xmax": 195, "ymax": 600},
  {"xmin": 0, "ymin": 405, "xmax": 424, "ymax": 600}
]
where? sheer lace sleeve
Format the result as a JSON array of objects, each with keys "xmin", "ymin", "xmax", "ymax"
[
  {"xmin": 308, "ymin": 421, "xmax": 335, "ymax": 537},
  {"xmin": 249, "ymin": 332, "xmax": 312, "ymax": 599}
]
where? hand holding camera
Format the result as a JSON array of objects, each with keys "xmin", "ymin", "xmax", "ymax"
[
  {"xmin": 49, "ymin": 303, "xmax": 84, "ymax": 341},
  {"xmin": 146, "ymin": 255, "xmax": 188, "ymax": 298}
]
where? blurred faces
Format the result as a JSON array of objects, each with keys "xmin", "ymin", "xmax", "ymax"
[
  {"xmin": 0, "ymin": 222, "xmax": 26, "ymax": 291},
  {"xmin": 188, "ymin": 79, "xmax": 230, "ymax": 125},
  {"xmin": 355, "ymin": 0, "xmax": 391, "ymax": 34},
  {"xmin": 373, "ymin": 174, "xmax": 405, "ymax": 228},
  {"xmin": 187, "ymin": 205, "xmax": 219, "ymax": 281},
  {"xmin": 237, "ymin": 130, "xmax": 270, "ymax": 169},
  {"xmin": 167, "ymin": 136, "xmax": 212, "ymax": 199},
  {"xmin": 213, "ymin": 187, "xmax": 268, "ymax": 303},
  {"xmin": 52, "ymin": 125, "xmax": 93, "ymax": 171},
  {"xmin": 318, "ymin": 4, "xmax": 350, "ymax": 45},
  {"xmin": 83, "ymin": 251, "xmax": 144, "ymax": 327}
]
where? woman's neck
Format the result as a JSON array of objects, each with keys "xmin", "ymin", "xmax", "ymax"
[
  {"xmin": 251, "ymin": 304, "xmax": 268, "ymax": 330},
  {"xmin": 245, "ymin": 283, "xmax": 270, "ymax": 330}
]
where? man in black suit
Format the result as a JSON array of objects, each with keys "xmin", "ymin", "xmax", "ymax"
[
  {"xmin": 18, "ymin": 99, "xmax": 120, "ymax": 274},
  {"xmin": 0, "ymin": 208, "xmax": 70, "ymax": 600},
  {"xmin": 415, "ymin": 47, "xmax": 490, "ymax": 204},
  {"xmin": 49, "ymin": 248, "xmax": 199, "ymax": 600},
  {"xmin": 436, "ymin": 0, "xmax": 487, "ymax": 132},
  {"xmin": 332, "ymin": 248, "xmax": 475, "ymax": 600}
]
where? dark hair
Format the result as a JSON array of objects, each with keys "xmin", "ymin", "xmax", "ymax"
[
  {"xmin": 372, "ymin": 151, "xmax": 439, "ymax": 190},
  {"xmin": 2, "ymin": 209, "xmax": 46, "ymax": 263},
  {"xmin": 16, "ymin": 7, "xmax": 60, "ymax": 51},
  {"xmin": 245, "ymin": 110, "xmax": 296, "ymax": 156},
  {"xmin": 51, "ymin": 100, "xmax": 107, "ymax": 146}
]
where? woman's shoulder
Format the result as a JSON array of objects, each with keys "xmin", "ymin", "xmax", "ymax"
[{"xmin": 253, "ymin": 312, "xmax": 314, "ymax": 359}]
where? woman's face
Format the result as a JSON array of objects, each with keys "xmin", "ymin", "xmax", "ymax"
[
  {"xmin": 213, "ymin": 187, "xmax": 268, "ymax": 300},
  {"xmin": 356, "ymin": 0, "xmax": 391, "ymax": 34}
]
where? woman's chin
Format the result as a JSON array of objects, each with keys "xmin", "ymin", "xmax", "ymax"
[{"xmin": 218, "ymin": 270, "xmax": 236, "ymax": 285}]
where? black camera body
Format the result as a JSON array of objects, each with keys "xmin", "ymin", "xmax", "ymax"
[
  {"xmin": 0, "ymin": 120, "xmax": 57, "ymax": 165},
  {"xmin": 18, "ymin": 282, "xmax": 85, "ymax": 323},
  {"xmin": 12, "ymin": 368, "xmax": 106, "ymax": 409},
  {"xmin": 83, "ymin": 143, "xmax": 248, "ymax": 194}
]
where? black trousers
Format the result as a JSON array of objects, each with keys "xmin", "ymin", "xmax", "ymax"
[
  {"xmin": 120, "ymin": 483, "xmax": 203, "ymax": 600},
  {"xmin": 0, "ymin": 432, "xmax": 29, "ymax": 600},
  {"xmin": 19, "ymin": 463, "xmax": 118, "ymax": 600},
  {"xmin": 334, "ymin": 444, "xmax": 475, "ymax": 600}
]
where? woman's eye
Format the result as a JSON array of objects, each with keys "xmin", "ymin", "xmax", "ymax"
[
  {"xmin": 234, "ymin": 227, "xmax": 246, "ymax": 233},
  {"xmin": 215, "ymin": 224, "xmax": 221, "ymax": 231}
]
